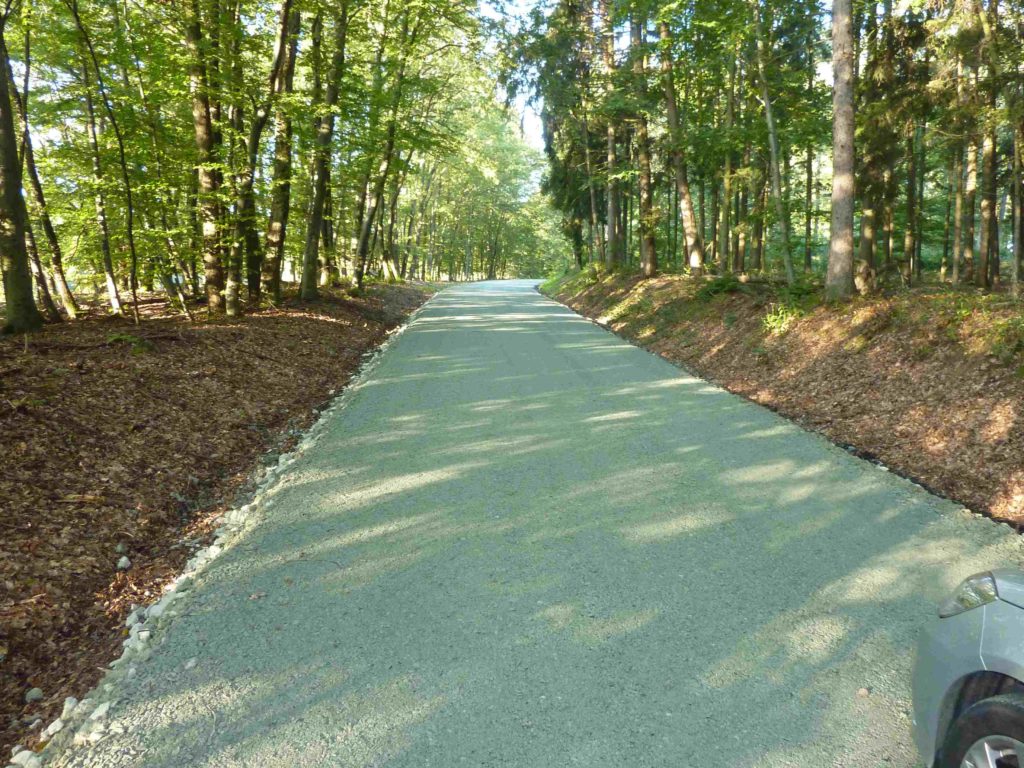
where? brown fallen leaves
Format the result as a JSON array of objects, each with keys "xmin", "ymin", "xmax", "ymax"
[{"xmin": 0, "ymin": 283, "xmax": 433, "ymax": 754}]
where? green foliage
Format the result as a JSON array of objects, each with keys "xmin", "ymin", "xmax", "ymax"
[
  {"xmin": 988, "ymin": 317, "xmax": 1024, "ymax": 363},
  {"xmin": 695, "ymin": 274, "xmax": 743, "ymax": 301},
  {"xmin": 762, "ymin": 303, "xmax": 805, "ymax": 336},
  {"xmin": 106, "ymin": 333, "xmax": 154, "ymax": 354}
]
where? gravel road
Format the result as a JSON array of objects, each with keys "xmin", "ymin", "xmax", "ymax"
[{"xmin": 52, "ymin": 280, "xmax": 1024, "ymax": 767}]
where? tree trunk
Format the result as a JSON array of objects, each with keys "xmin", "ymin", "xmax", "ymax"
[
  {"xmin": 69, "ymin": 0, "xmax": 140, "ymax": 321},
  {"xmin": 81, "ymin": 60, "xmax": 122, "ymax": 315},
  {"xmin": 804, "ymin": 146, "xmax": 814, "ymax": 271},
  {"xmin": 26, "ymin": 220, "xmax": 60, "ymax": 321},
  {"xmin": 5, "ymin": 38, "xmax": 76, "ymax": 318},
  {"xmin": 0, "ymin": 23, "xmax": 42, "ymax": 332},
  {"xmin": 185, "ymin": 0, "xmax": 224, "ymax": 312},
  {"xmin": 260, "ymin": 7, "xmax": 300, "ymax": 303},
  {"xmin": 659, "ymin": 21, "xmax": 704, "ymax": 275},
  {"xmin": 719, "ymin": 53, "xmax": 735, "ymax": 274},
  {"xmin": 903, "ymin": 130, "xmax": 917, "ymax": 286},
  {"xmin": 599, "ymin": 0, "xmax": 619, "ymax": 268},
  {"xmin": 952, "ymin": 145, "xmax": 964, "ymax": 283},
  {"xmin": 300, "ymin": 0, "xmax": 349, "ymax": 300},
  {"xmin": 826, "ymin": 0, "xmax": 855, "ymax": 299},
  {"xmin": 632, "ymin": 14, "xmax": 656, "ymax": 278},
  {"xmin": 1012, "ymin": 117, "xmax": 1021, "ymax": 297},
  {"xmin": 941, "ymin": 157, "xmax": 954, "ymax": 281},
  {"xmin": 964, "ymin": 138, "xmax": 978, "ymax": 283},
  {"xmin": 754, "ymin": 2, "xmax": 795, "ymax": 284}
]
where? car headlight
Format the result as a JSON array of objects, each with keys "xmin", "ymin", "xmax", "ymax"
[{"xmin": 939, "ymin": 572, "xmax": 998, "ymax": 618}]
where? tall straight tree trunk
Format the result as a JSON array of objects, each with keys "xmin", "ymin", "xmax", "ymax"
[
  {"xmin": 976, "ymin": 0, "xmax": 999, "ymax": 290},
  {"xmin": 719, "ymin": 54, "xmax": 736, "ymax": 273},
  {"xmin": 914, "ymin": 122, "xmax": 927, "ymax": 278},
  {"xmin": 826, "ymin": 0, "xmax": 855, "ymax": 299},
  {"xmin": 227, "ymin": 0, "xmax": 294, "ymax": 307},
  {"xmin": 941, "ymin": 156, "xmax": 954, "ymax": 280},
  {"xmin": 857, "ymin": 200, "xmax": 876, "ymax": 275},
  {"xmin": 260, "ymin": 7, "xmax": 299, "ymax": 303},
  {"xmin": 581, "ymin": 116, "xmax": 604, "ymax": 265},
  {"xmin": 81, "ymin": 61, "xmax": 122, "ymax": 315},
  {"xmin": 1013, "ymin": 117, "xmax": 1021, "ymax": 297},
  {"xmin": 4, "ymin": 39, "xmax": 76, "ymax": 318},
  {"xmin": 964, "ymin": 138, "xmax": 978, "ymax": 283},
  {"xmin": 25, "ymin": 220, "xmax": 60, "ymax": 321},
  {"xmin": 754, "ymin": 2, "xmax": 795, "ymax": 284},
  {"xmin": 952, "ymin": 145, "xmax": 964, "ymax": 283},
  {"xmin": 803, "ymin": 32, "xmax": 815, "ymax": 272},
  {"xmin": 0, "ymin": 19, "xmax": 40, "ymax": 332},
  {"xmin": 185, "ymin": 0, "xmax": 224, "ymax": 312},
  {"xmin": 977, "ymin": 132, "xmax": 995, "ymax": 289},
  {"xmin": 632, "ymin": 13, "xmax": 656, "ymax": 278},
  {"xmin": 902, "ymin": 130, "xmax": 918, "ymax": 285},
  {"xmin": 300, "ymin": 0, "xmax": 348, "ymax": 300},
  {"xmin": 69, "ymin": 0, "xmax": 140, "ymax": 321},
  {"xmin": 599, "ymin": 0, "xmax": 619, "ymax": 268},
  {"xmin": 804, "ymin": 147, "xmax": 814, "ymax": 271},
  {"xmin": 355, "ymin": 14, "xmax": 416, "ymax": 289},
  {"xmin": 659, "ymin": 21, "xmax": 704, "ymax": 274},
  {"xmin": 580, "ymin": 0, "xmax": 603, "ymax": 265}
]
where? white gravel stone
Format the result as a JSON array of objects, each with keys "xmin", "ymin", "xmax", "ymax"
[
  {"xmin": 43, "ymin": 718, "xmax": 64, "ymax": 738},
  {"xmin": 116, "ymin": 556, "xmax": 131, "ymax": 570},
  {"xmin": 89, "ymin": 702, "xmax": 110, "ymax": 721},
  {"xmin": 10, "ymin": 749, "xmax": 33, "ymax": 765},
  {"xmin": 61, "ymin": 697, "xmax": 78, "ymax": 720},
  {"xmin": 24, "ymin": 688, "xmax": 42, "ymax": 704}
]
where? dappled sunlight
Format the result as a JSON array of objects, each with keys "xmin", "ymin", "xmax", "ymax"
[
  {"xmin": 78, "ymin": 282, "xmax": 1024, "ymax": 768},
  {"xmin": 284, "ymin": 461, "xmax": 491, "ymax": 518},
  {"xmin": 762, "ymin": 503, "xmax": 844, "ymax": 549},
  {"xmin": 704, "ymin": 612, "xmax": 854, "ymax": 690},
  {"xmin": 226, "ymin": 675, "xmax": 445, "ymax": 768},
  {"xmin": 535, "ymin": 602, "xmax": 660, "ymax": 646},
  {"xmin": 619, "ymin": 510, "xmax": 725, "ymax": 543},
  {"xmin": 582, "ymin": 410, "xmax": 642, "ymax": 423},
  {"xmin": 323, "ymin": 550, "xmax": 428, "ymax": 592},
  {"xmin": 319, "ymin": 513, "xmax": 441, "ymax": 550}
]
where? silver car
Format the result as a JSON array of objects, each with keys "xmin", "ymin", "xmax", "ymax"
[{"xmin": 914, "ymin": 569, "xmax": 1024, "ymax": 767}]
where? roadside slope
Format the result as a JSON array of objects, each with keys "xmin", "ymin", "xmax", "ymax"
[
  {"xmin": 0, "ymin": 283, "xmax": 434, "ymax": 756},
  {"xmin": 543, "ymin": 269, "xmax": 1024, "ymax": 525}
]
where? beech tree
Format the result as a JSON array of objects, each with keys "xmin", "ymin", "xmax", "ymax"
[
  {"xmin": 826, "ymin": 0, "xmax": 854, "ymax": 300},
  {"xmin": 513, "ymin": 0, "xmax": 1021, "ymax": 299}
]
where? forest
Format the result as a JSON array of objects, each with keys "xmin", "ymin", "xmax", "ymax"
[
  {"xmin": 1, "ymin": 0, "xmax": 1022, "ymax": 331},
  {"xmin": 0, "ymin": 0, "xmax": 569, "ymax": 333},
  {"xmin": 511, "ymin": 0, "xmax": 1022, "ymax": 301}
]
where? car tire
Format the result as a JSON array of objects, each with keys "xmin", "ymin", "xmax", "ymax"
[{"xmin": 937, "ymin": 693, "xmax": 1024, "ymax": 768}]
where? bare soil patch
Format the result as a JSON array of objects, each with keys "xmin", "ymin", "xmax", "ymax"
[{"xmin": 0, "ymin": 283, "xmax": 433, "ymax": 754}]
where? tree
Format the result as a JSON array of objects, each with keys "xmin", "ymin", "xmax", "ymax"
[
  {"xmin": 0, "ymin": 3, "xmax": 41, "ymax": 333},
  {"xmin": 826, "ymin": 0, "xmax": 855, "ymax": 300}
]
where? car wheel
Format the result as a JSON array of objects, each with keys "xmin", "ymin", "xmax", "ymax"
[{"xmin": 938, "ymin": 694, "xmax": 1024, "ymax": 768}]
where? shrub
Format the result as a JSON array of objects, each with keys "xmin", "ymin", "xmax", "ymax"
[{"xmin": 695, "ymin": 274, "xmax": 742, "ymax": 301}]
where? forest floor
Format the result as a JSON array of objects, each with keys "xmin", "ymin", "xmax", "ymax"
[
  {"xmin": 0, "ymin": 281, "xmax": 434, "ymax": 755},
  {"xmin": 543, "ymin": 267, "xmax": 1024, "ymax": 526}
]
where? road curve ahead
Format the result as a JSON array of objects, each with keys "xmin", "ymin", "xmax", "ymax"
[{"xmin": 58, "ymin": 280, "xmax": 1022, "ymax": 767}]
